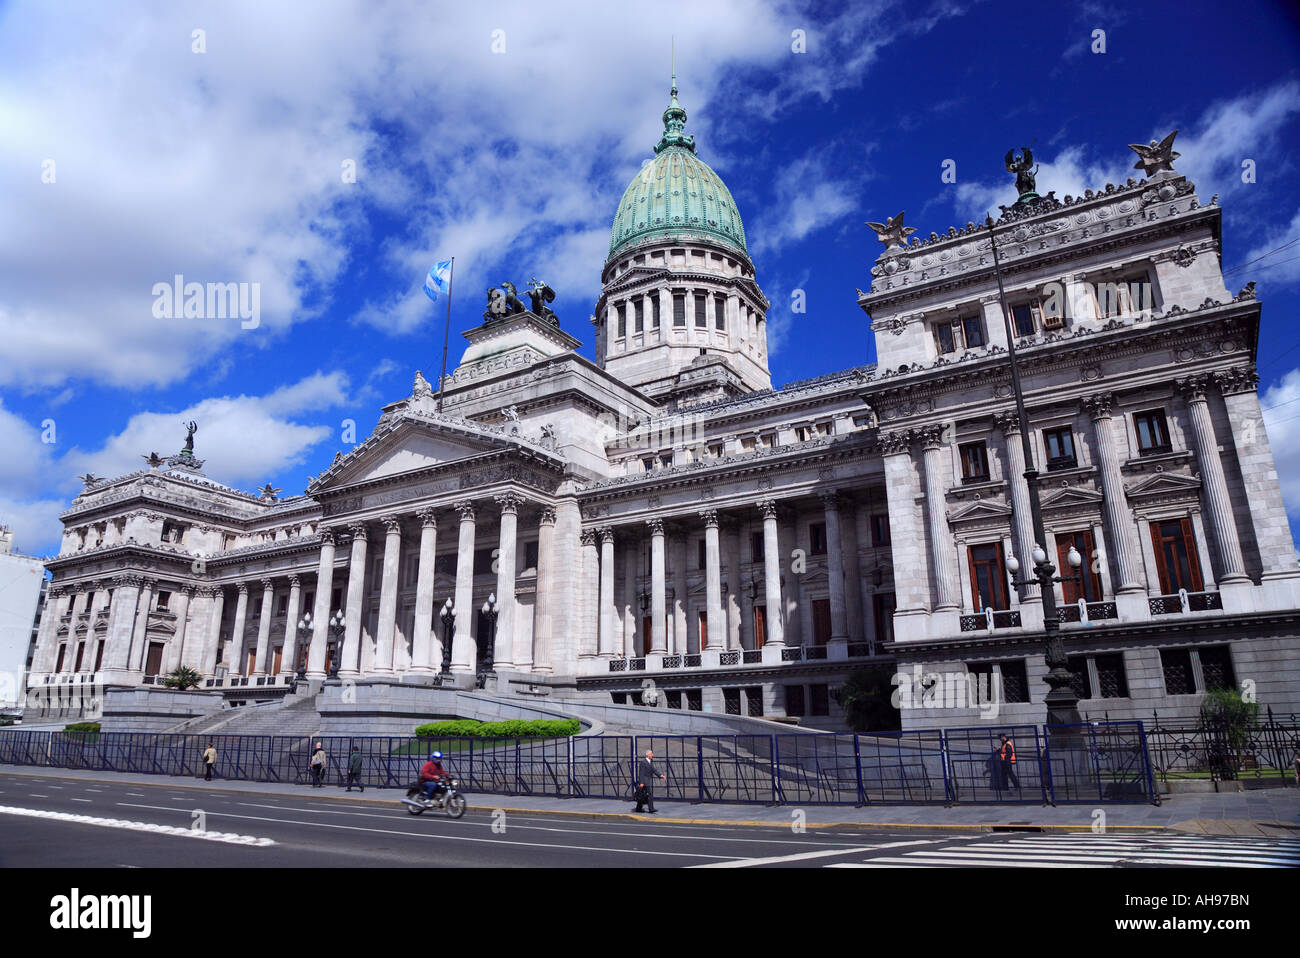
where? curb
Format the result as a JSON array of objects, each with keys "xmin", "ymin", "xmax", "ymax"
[{"xmin": 0, "ymin": 767, "xmax": 1180, "ymax": 832}]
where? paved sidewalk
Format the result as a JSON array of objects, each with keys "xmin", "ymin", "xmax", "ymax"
[{"xmin": 4, "ymin": 763, "xmax": 1298, "ymax": 836}]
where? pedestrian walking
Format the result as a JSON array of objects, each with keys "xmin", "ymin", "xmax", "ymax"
[
  {"xmin": 345, "ymin": 745, "xmax": 364, "ymax": 792},
  {"xmin": 633, "ymin": 749, "xmax": 666, "ymax": 814},
  {"xmin": 202, "ymin": 742, "xmax": 217, "ymax": 781},
  {"xmin": 998, "ymin": 733, "xmax": 1020, "ymax": 791},
  {"xmin": 309, "ymin": 741, "xmax": 327, "ymax": 788},
  {"xmin": 1293, "ymin": 752, "xmax": 1299, "ymax": 790}
]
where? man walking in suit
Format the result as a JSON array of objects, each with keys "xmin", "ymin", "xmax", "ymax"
[{"xmin": 634, "ymin": 750, "xmax": 667, "ymax": 814}]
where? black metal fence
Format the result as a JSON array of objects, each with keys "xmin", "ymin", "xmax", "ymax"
[
  {"xmin": 1146, "ymin": 710, "xmax": 1300, "ymax": 784},
  {"xmin": 0, "ymin": 720, "xmax": 1158, "ymax": 805}
]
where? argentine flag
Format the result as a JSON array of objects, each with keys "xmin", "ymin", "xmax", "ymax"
[{"xmin": 423, "ymin": 259, "xmax": 452, "ymax": 302}]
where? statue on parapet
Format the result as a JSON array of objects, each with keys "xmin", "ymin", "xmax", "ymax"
[
  {"xmin": 181, "ymin": 420, "xmax": 198, "ymax": 457},
  {"xmin": 1005, "ymin": 147, "xmax": 1039, "ymax": 204},
  {"xmin": 526, "ymin": 277, "xmax": 559, "ymax": 326},
  {"xmin": 1128, "ymin": 130, "xmax": 1180, "ymax": 176},
  {"xmin": 864, "ymin": 212, "xmax": 916, "ymax": 250}
]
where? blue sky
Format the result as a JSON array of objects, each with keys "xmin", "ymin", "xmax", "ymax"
[{"xmin": 2, "ymin": 0, "xmax": 1299, "ymax": 557}]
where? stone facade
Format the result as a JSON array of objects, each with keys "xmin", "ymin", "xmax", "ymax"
[{"xmin": 25, "ymin": 100, "xmax": 1300, "ymax": 733}]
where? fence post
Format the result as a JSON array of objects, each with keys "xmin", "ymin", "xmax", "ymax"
[
  {"xmin": 770, "ymin": 735, "xmax": 779, "ymax": 806},
  {"xmin": 1137, "ymin": 721, "xmax": 1159, "ymax": 805},
  {"xmin": 696, "ymin": 736, "xmax": 705, "ymax": 804},
  {"xmin": 852, "ymin": 734, "xmax": 865, "ymax": 807},
  {"xmin": 1039, "ymin": 726, "xmax": 1053, "ymax": 806},
  {"xmin": 940, "ymin": 730, "xmax": 954, "ymax": 806}
]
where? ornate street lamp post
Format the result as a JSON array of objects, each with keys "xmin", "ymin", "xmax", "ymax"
[
  {"xmin": 985, "ymin": 214, "xmax": 1083, "ymax": 728},
  {"xmin": 438, "ymin": 597, "xmax": 455, "ymax": 679},
  {"xmin": 478, "ymin": 593, "xmax": 498, "ymax": 689}
]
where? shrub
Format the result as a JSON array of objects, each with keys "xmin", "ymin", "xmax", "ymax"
[
  {"xmin": 414, "ymin": 718, "xmax": 579, "ymax": 739},
  {"xmin": 163, "ymin": 666, "xmax": 203, "ymax": 691},
  {"xmin": 64, "ymin": 721, "xmax": 102, "ymax": 733}
]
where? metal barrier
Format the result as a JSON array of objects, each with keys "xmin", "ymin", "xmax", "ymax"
[{"xmin": 0, "ymin": 721, "xmax": 1159, "ymax": 805}]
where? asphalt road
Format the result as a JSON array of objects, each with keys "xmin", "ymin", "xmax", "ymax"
[{"xmin": 2, "ymin": 771, "xmax": 1297, "ymax": 868}]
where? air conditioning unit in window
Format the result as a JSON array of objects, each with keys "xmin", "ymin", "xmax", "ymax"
[{"xmin": 1042, "ymin": 312, "xmax": 1065, "ymax": 329}]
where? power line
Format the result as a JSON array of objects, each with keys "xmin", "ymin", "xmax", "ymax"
[{"xmin": 1223, "ymin": 234, "xmax": 1300, "ymax": 275}]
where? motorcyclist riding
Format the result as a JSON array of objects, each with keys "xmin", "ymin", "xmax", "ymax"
[{"xmin": 421, "ymin": 751, "xmax": 450, "ymax": 801}]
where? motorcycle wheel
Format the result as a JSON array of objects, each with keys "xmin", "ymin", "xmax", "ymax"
[
  {"xmin": 405, "ymin": 790, "xmax": 426, "ymax": 815},
  {"xmin": 445, "ymin": 793, "xmax": 467, "ymax": 819}
]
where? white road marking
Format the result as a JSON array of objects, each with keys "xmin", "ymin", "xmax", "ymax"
[
  {"xmin": 116, "ymin": 803, "xmax": 741, "ymax": 860},
  {"xmin": 694, "ymin": 840, "xmax": 941, "ymax": 868},
  {"xmin": 70, "ymin": 798, "xmax": 93, "ymax": 803},
  {"xmin": 28, "ymin": 794, "xmax": 48, "ymax": 798},
  {"xmin": 0, "ymin": 805, "xmax": 276, "ymax": 846}
]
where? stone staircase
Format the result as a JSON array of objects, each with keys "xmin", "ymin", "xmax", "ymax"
[{"xmin": 166, "ymin": 693, "xmax": 321, "ymax": 739}]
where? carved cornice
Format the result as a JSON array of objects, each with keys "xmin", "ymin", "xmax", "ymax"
[{"xmin": 1214, "ymin": 365, "xmax": 1259, "ymax": 397}]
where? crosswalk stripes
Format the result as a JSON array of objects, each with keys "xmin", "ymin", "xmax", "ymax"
[{"xmin": 826, "ymin": 834, "xmax": 1300, "ymax": 868}]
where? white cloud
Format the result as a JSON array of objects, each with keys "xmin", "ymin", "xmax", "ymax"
[
  {"xmin": 1234, "ymin": 205, "xmax": 1300, "ymax": 291},
  {"xmin": 1262, "ymin": 368, "xmax": 1300, "ymax": 531},
  {"xmin": 750, "ymin": 149, "xmax": 867, "ymax": 255}
]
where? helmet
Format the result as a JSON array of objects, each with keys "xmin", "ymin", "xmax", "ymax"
[{"xmin": 431, "ymin": 751, "xmax": 443, "ymax": 760}]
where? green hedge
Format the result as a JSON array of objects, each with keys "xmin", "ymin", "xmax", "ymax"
[
  {"xmin": 64, "ymin": 721, "xmax": 102, "ymax": 734},
  {"xmin": 414, "ymin": 719, "xmax": 579, "ymax": 739}
]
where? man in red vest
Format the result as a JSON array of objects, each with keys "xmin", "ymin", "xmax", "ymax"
[{"xmin": 998, "ymin": 733, "xmax": 1020, "ymax": 791}]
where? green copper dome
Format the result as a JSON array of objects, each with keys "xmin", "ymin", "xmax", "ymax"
[{"xmin": 607, "ymin": 80, "xmax": 748, "ymax": 260}]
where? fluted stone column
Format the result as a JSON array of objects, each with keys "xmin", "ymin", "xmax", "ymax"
[
  {"xmin": 451, "ymin": 501, "xmax": 476, "ymax": 673},
  {"xmin": 30, "ymin": 586, "xmax": 68, "ymax": 677},
  {"xmin": 579, "ymin": 529, "xmax": 598, "ymax": 659},
  {"xmin": 1084, "ymin": 394, "xmax": 1145, "ymax": 596},
  {"xmin": 494, "ymin": 493, "xmax": 522, "ymax": 670},
  {"xmin": 253, "ymin": 579, "xmax": 274, "ymax": 674},
  {"xmin": 919, "ymin": 427, "xmax": 961, "ymax": 612},
  {"xmin": 1178, "ymin": 376, "xmax": 1249, "ymax": 585},
  {"xmin": 308, "ymin": 528, "xmax": 337, "ymax": 678},
  {"xmin": 879, "ymin": 432, "xmax": 927, "ymax": 626},
  {"xmin": 758, "ymin": 501, "xmax": 785, "ymax": 649},
  {"xmin": 281, "ymin": 575, "xmax": 302, "ymax": 675},
  {"xmin": 226, "ymin": 582, "xmax": 248, "ymax": 674},
  {"xmin": 340, "ymin": 523, "xmax": 368, "ymax": 679},
  {"xmin": 159, "ymin": 586, "xmax": 192, "ymax": 675},
  {"xmin": 598, "ymin": 527, "xmax": 617, "ymax": 657},
  {"xmin": 623, "ymin": 533, "xmax": 637, "ymax": 657},
  {"xmin": 821, "ymin": 493, "xmax": 849, "ymax": 650},
  {"xmin": 127, "ymin": 578, "xmax": 156, "ymax": 673},
  {"xmin": 180, "ymin": 588, "xmax": 210, "ymax": 672},
  {"xmin": 374, "ymin": 517, "xmax": 403, "ymax": 674},
  {"xmin": 672, "ymin": 532, "xmax": 689, "ymax": 654},
  {"xmin": 201, "ymin": 587, "xmax": 225, "ymax": 676},
  {"xmin": 103, "ymin": 577, "xmax": 141, "ymax": 673},
  {"xmin": 411, "ymin": 509, "xmax": 438, "ymax": 674},
  {"xmin": 838, "ymin": 496, "xmax": 865, "ymax": 641},
  {"xmin": 995, "ymin": 411, "xmax": 1041, "ymax": 603},
  {"xmin": 701, "ymin": 510, "xmax": 724, "ymax": 650},
  {"xmin": 647, "ymin": 519, "xmax": 667, "ymax": 654},
  {"xmin": 532, "ymin": 508, "xmax": 557, "ymax": 672}
]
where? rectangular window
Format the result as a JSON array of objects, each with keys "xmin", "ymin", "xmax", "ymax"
[
  {"xmin": 1000, "ymin": 660, "xmax": 1030, "ymax": 703},
  {"xmin": 751, "ymin": 530, "xmax": 764, "ymax": 562},
  {"xmin": 643, "ymin": 457, "xmax": 656, "ymax": 472},
  {"xmin": 708, "ymin": 442, "xmax": 724, "ymax": 458},
  {"xmin": 651, "ymin": 296, "xmax": 661, "ymax": 329},
  {"xmin": 795, "ymin": 426, "xmax": 810, "ymax": 442},
  {"xmin": 871, "ymin": 514, "xmax": 891, "ymax": 547},
  {"xmin": 959, "ymin": 441, "xmax": 990, "ymax": 483},
  {"xmin": 967, "ymin": 543, "xmax": 1009, "ymax": 611},
  {"xmin": 1067, "ymin": 656, "xmax": 1093, "ymax": 699},
  {"xmin": 809, "ymin": 684, "xmax": 830, "ymax": 716},
  {"xmin": 660, "ymin": 453, "xmax": 672, "ymax": 468},
  {"xmin": 1198, "ymin": 645, "xmax": 1236, "ymax": 692},
  {"xmin": 961, "ymin": 314, "xmax": 985, "ymax": 348},
  {"xmin": 616, "ymin": 304, "xmax": 626, "ymax": 338},
  {"xmin": 686, "ymin": 689, "xmax": 702, "ymax": 711},
  {"xmin": 303, "ymin": 591, "xmax": 314, "ymax": 612},
  {"xmin": 744, "ymin": 686, "xmax": 764, "ymax": 717},
  {"xmin": 812, "ymin": 599, "xmax": 831, "ymax": 644},
  {"xmin": 473, "ymin": 547, "xmax": 494, "ymax": 576},
  {"xmin": 694, "ymin": 294, "xmax": 707, "ymax": 328},
  {"xmin": 276, "ymin": 593, "xmax": 288, "ymax": 616},
  {"xmin": 1058, "ymin": 530, "xmax": 1103, "ymax": 604},
  {"xmin": 155, "ymin": 590, "xmax": 171, "ymax": 611},
  {"xmin": 715, "ymin": 294, "xmax": 726, "ymax": 330},
  {"xmin": 1161, "ymin": 649, "xmax": 1196, "ymax": 695},
  {"xmin": 1134, "ymin": 409, "xmax": 1171, "ymax": 455},
  {"xmin": 673, "ymin": 293, "xmax": 685, "ymax": 327},
  {"xmin": 698, "ymin": 539, "xmax": 707, "ymax": 570},
  {"xmin": 1011, "ymin": 301, "xmax": 1040, "ymax": 337},
  {"xmin": 1095, "ymin": 653, "xmax": 1129, "ymax": 698},
  {"xmin": 935, "ymin": 322, "xmax": 956, "ymax": 355},
  {"xmin": 785, "ymin": 684, "xmax": 805, "ymax": 717},
  {"xmin": 665, "ymin": 690, "xmax": 682, "ymax": 710},
  {"xmin": 723, "ymin": 688, "xmax": 741, "ymax": 715},
  {"xmin": 809, "ymin": 523, "xmax": 827, "ymax": 555},
  {"xmin": 633, "ymin": 298, "xmax": 643, "ymax": 333},
  {"xmin": 1150, "ymin": 518, "xmax": 1203, "ymax": 594},
  {"xmin": 1043, "ymin": 426, "xmax": 1077, "ymax": 470},
  {"xmin": 524, "ymin": 540, "xmax": 539, "ymax": 570}
]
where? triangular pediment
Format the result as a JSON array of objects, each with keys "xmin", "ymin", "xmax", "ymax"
[
  {"xmin": 948, "ymin": 499, "xmax": 1014, "ymax": 523},
  {"xmin": 308, "ymin": 409, "xmax": 563, "ymax": 494},
  {"xmin": 1040, "ymin": 486, "xmax": 1105, "ymax": 509},
  {"xmin": 1125, "ymin": 471, "xmax": 1202, "ymax": 499}
]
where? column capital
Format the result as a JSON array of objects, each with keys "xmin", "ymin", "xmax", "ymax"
[
  {"xmin": 494, "ymin": 491, "xmax": 525, "ymax": 514},
  {"xmin": 756, "ymin": 498, "xmax": 780, "ymax": 520},
  {"xmin": 1082, "ymin": 392, "xmax": 1115, "ymax": 420},
  {"xmin": 918, "ymin": 424, "xmax": 946, "ymax": 451},
  {"xmin": 137, "ymin": 576, "xmax": 156, "ymax": 591},
  {"xmin": 1214, "ymin": 365, "xmax": 1260, "ymax": 396},
  {"xmin": 382, "ymin": 516, "xmax": 402, "ymax": 535},
  {"xmin": 580, "ymin": 528, "xmax": 597, "ymax": 547},
  {"xmin": 645, "ymin": 517, "xmax": 665, "ymax": 536},
  {"xmin": 347, "ymin": 522, "xmax": 368, "ymax": 541},
  {"xmin": 699, "ymin": 509, "xmax": 719, "ymax": 529},
  {"xmin": 196, "ymin": 585, "xmax": 222, "ymax": 599},
  {"xmin": 453, "ymin": 499, "xmax": 476, "ymax": 521},
  {"xmin": 1175, "ymin": 374, "xmax": 1211, "ymax": 403},
  {"xmin": 288, "ymin": 574, "xmax": 301, "ymax": 589},
  {"xmin": 260, "ymin": 577, "xmax": 274, "ymax": 592},
  {"xmin": 539, "ymin": 507, "xmax": 557, "ymax": 527},
  {"xmin": 236, "ymin": 581, "xmax": 250, "ymax": 596},
  {"xmin": 47, "ymin": 585, "xmax": 67, "ymax": 599},
  {"xmin": 597, "ymin": 526, "xmax": 616, "ymax": 545},
  {"xmin": 175, "ymin": 584, "xmax": 195, "ymax": 598},
  {"xmin": 819, "ymin": 490, "xmax": 841, "ymax": 511},
  {"xmin": 878, "ymin": 430, "xmax": 912, "ymax": 456},
  {"xmin": 318, "ymin": 526, "xmax": 339, "ymax": 546},
  {"xmin": 994, "ymin": 410, "xmax": 1022, "ymax": 437},
  {"xmin": 416, "ymin": 507, "xmax": 438, "ymax": 528}
]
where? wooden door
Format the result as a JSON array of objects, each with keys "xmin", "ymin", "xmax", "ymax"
[
  {"xmin": 55, "ymin": 645, "xmax": 66, "ymax": 673},
  {"xmin": 73, "ymin": 642, "xmax": 85, "ymax": 671},
  {"xmin": 94, "ymin": 641, "xmax": 105, "ymax": 672},
  {"xmin": 1150, "ymin": 518, "xmax": 1203, "ymax": 594},
  {"xmin": 145, "ymin": 642, "xmax": 165, "ymax": 677},
  {"xmin": 641, "ymin": 617, "xmax": 652, "ymax": 656},
  {"xmin": 245, "ymin": 648, "xmax": 257, "ymax": 676},
  {"xmin": 812, "ymin": 599, "xmax": 831, "ymax": 645},
  {"xmin": 1057, "ymin": 530, "xmax": 1102, "ymax": 604},
  {"xmin": 753, "ymin": 605, "xmax": 766, "ymax": 650},
  {"xmin": 697, "ymin": 612, "xmax": 708, "ymax": 651},
  {"xmin": 272, "ymin": 645, "xmax": 283, "ymax": 674}
]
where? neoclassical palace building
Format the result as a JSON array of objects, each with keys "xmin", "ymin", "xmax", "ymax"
[{"xmin": 27, "ymin": 84, "xmax": 1300, "ymax": 730}]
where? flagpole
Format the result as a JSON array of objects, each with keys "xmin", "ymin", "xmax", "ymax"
[{"xmin": 437, "ymin": 257, "xmax": 454, "ymax": 413}]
